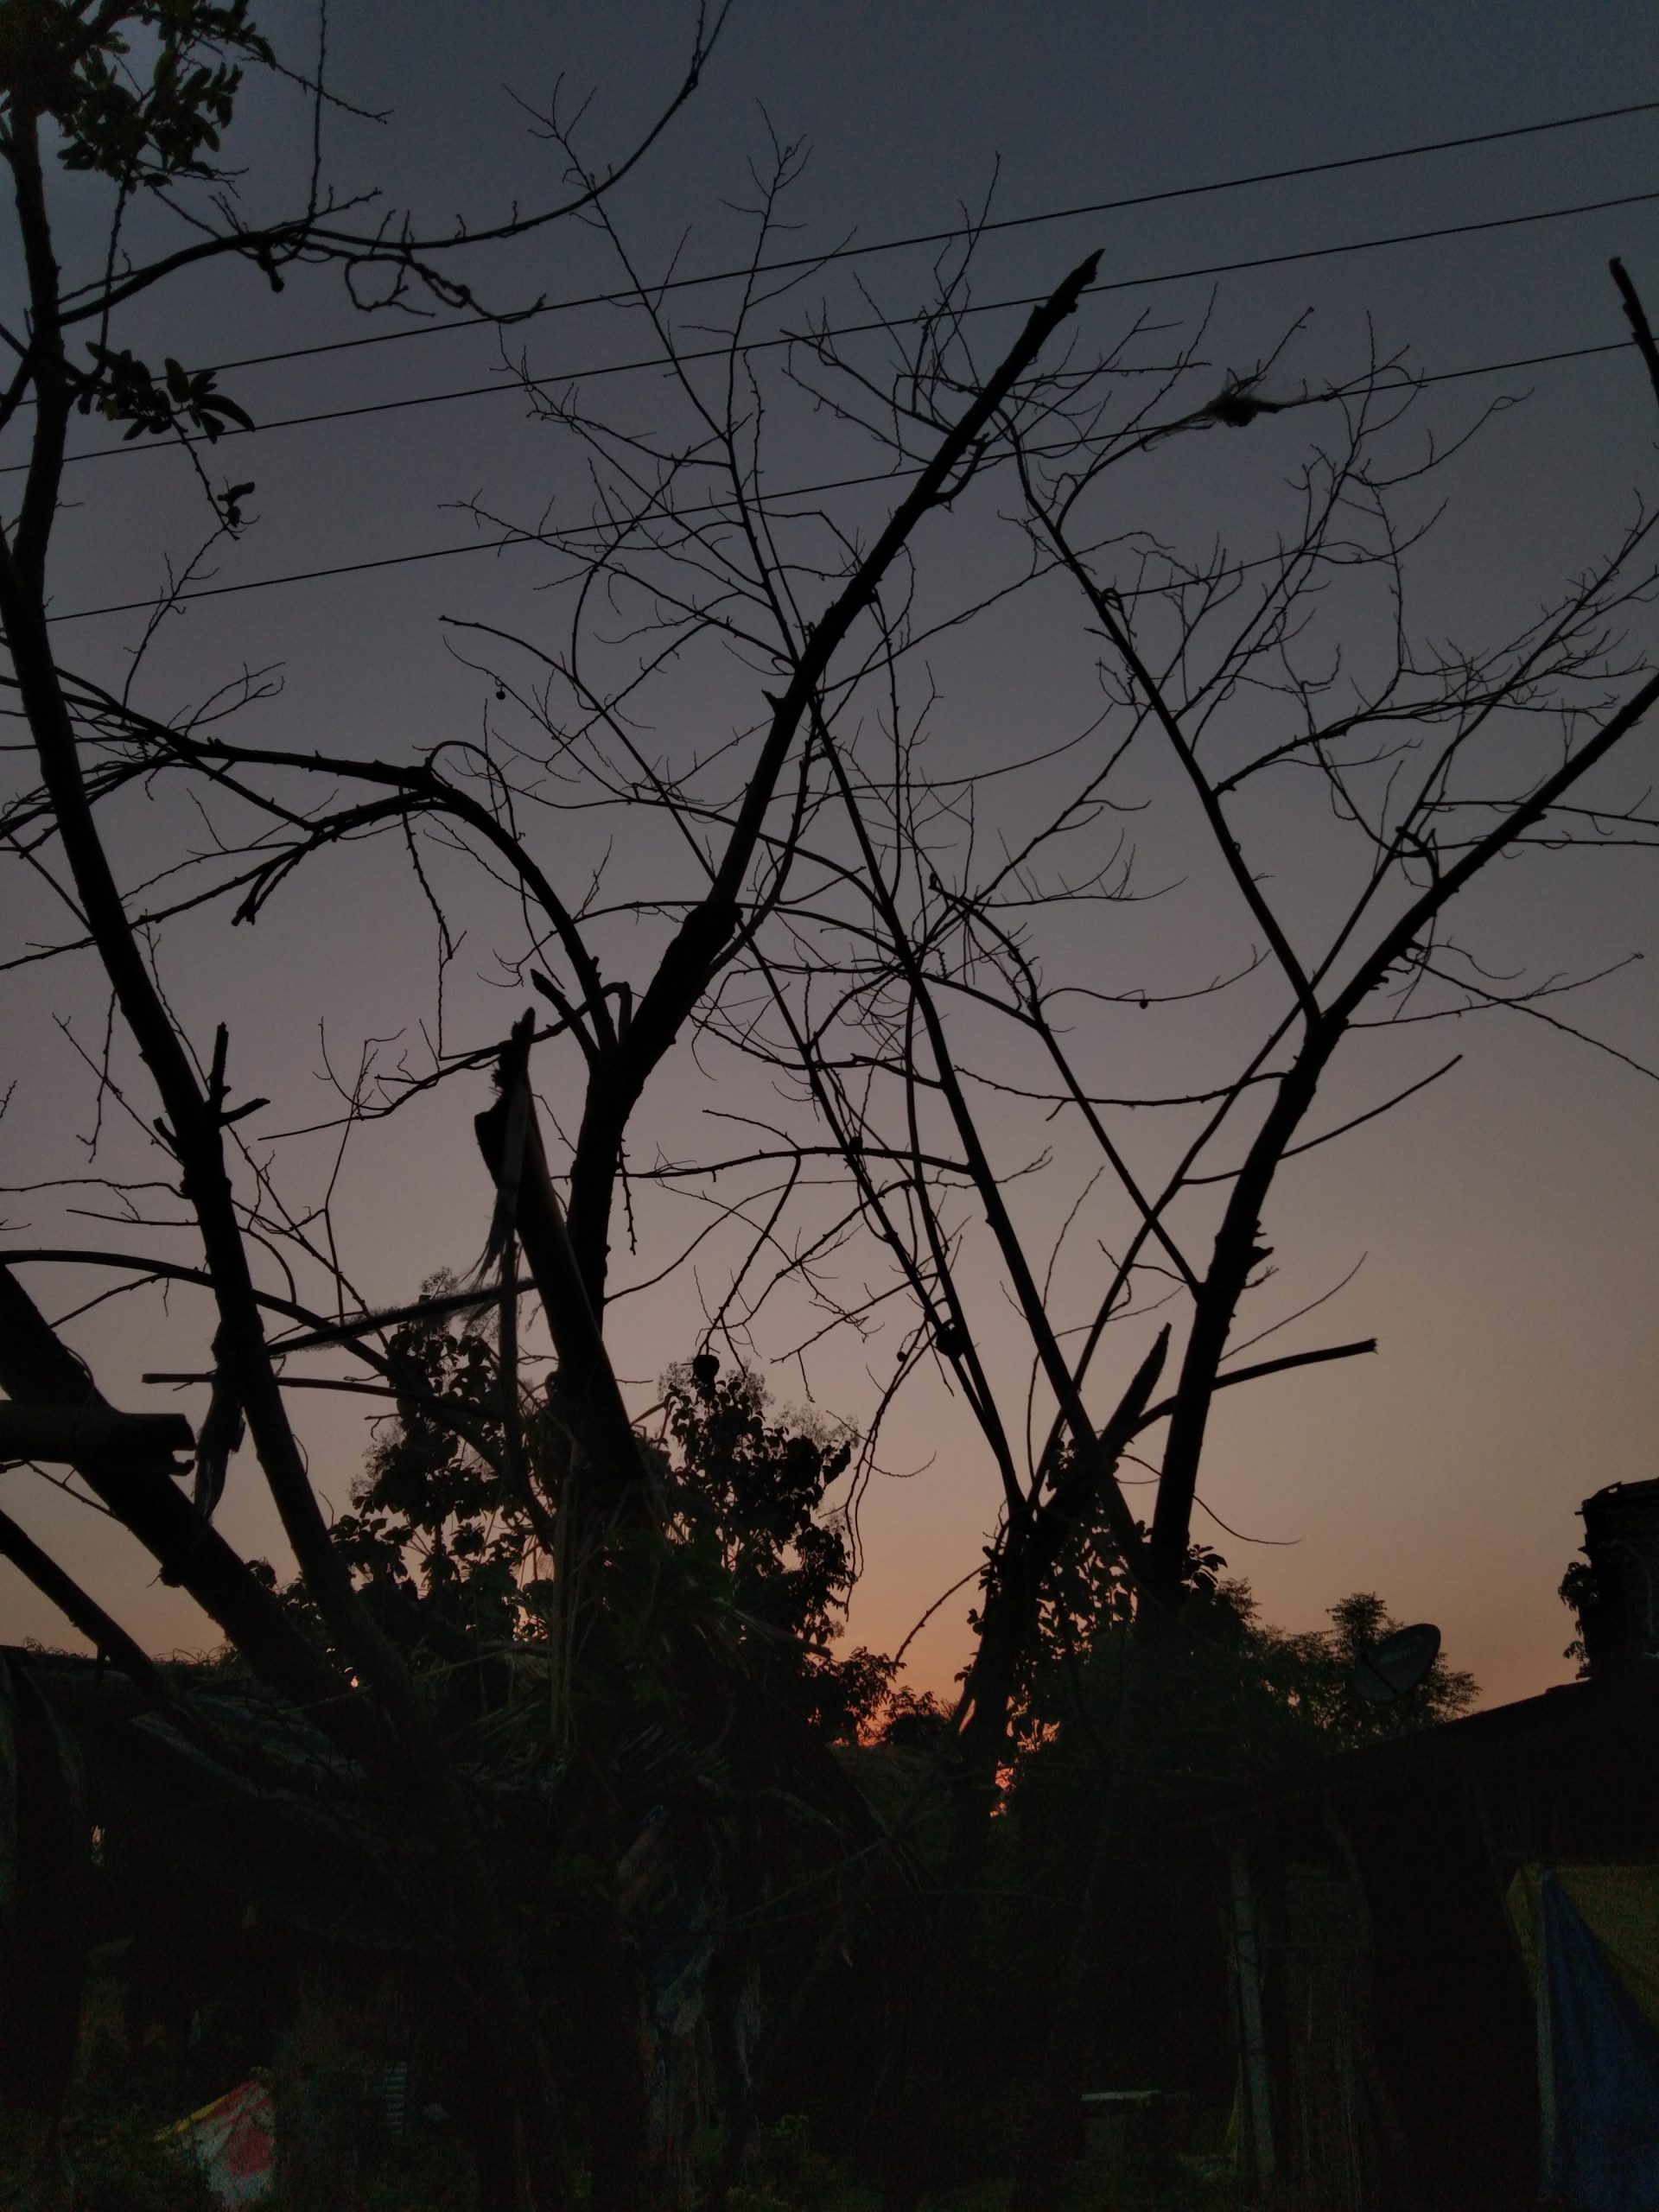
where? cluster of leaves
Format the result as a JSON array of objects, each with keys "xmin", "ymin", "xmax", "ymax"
[
  {"xmin": 80, "ymin": 345, "xmax": 254, "ymax": 447},
  {"xmin": 661, "ymin": 1355, "xmax": 894, "ymax": 1738},
  {"xmin": 989, "ymin": 1409, "xmax": 1475, "ymax": 1764},
  {"xmin": 1559, "ymin": 1555, "xmax": 1599, "ymax": 1677},
  {"xmin": 1238, "ymin": 1585, "xmax": 1480, "ymax": 1744},
  {"xmin": 1, "ymin": 0, "xmax": 272, "ymax": 183},
  {"xmin": 298, "ymin": 1286, "xmax": 893, "ymax": 1738},
  {"xmin": 315, "ymin": 1288, "xmax": 554, "ymax": 1673},
  {"xmin": 984, "ymin": 1433, "xmax": 1229, "ymax": 1750},
  {"xmin": 1014, "ymin": 1575, "xmax": 1479, "ymax": 1815}
]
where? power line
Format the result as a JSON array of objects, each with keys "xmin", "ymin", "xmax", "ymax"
[
  {"xmin": 195, "ymin": 94, "xmax": 1659, "ymax": 377},
  {"xmin": 44, "ymin": 337, "xmax": 1635, "ymax": 626},
  {"xmin": 22, "ymin": 182, "xmax": 1659, "ymax": 482}
]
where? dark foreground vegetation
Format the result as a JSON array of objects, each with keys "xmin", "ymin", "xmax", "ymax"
[{"xmin": 5, "ymin": 1316, "xmax": 1476, "ymax": 2211}]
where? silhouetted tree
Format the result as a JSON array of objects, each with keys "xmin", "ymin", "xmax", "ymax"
[
  {"xmin": 3, "ymin": 14, "xmax": 1657, "ymax": 2208},
  {"xmin": 289, "ymin": 1295, "xmax": 893, "ymax": 1737}
]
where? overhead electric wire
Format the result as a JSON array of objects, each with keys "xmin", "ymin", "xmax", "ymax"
[
  {"xmin": 16, "ymin": 180, "xmax": 1659, "ymax": 488},
  {"xmin": 43, "ymin": 335, "xmax": 1640, "ymax": 626},
  {"xmin": 187, "ymin": 92, "xmax": 1659, "ymax": 378}
]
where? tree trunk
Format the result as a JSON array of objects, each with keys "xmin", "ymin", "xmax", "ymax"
[
  {"xmin": 1006, "ymin": 1636, "xmax": 1147, "ymax": 2212},
  {"xmin": 875, "ymin": 1751, "xmax": 1004, "ymax": 2212}
]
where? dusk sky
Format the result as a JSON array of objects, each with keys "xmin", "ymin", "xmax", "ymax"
[{"xmin": 3, "ymin": 1, "xmax": 1656, "ymax": 1708}]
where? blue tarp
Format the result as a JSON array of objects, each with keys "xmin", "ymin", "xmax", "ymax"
[{"xmin": 1541, "ymin": 1873, "xmax": 1659, "ymax": 2212}]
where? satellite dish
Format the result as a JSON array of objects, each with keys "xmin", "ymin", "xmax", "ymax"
[{"xmin": 1351, "ymin": 1623, "xmax": 1440, "ymax": 1705}]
